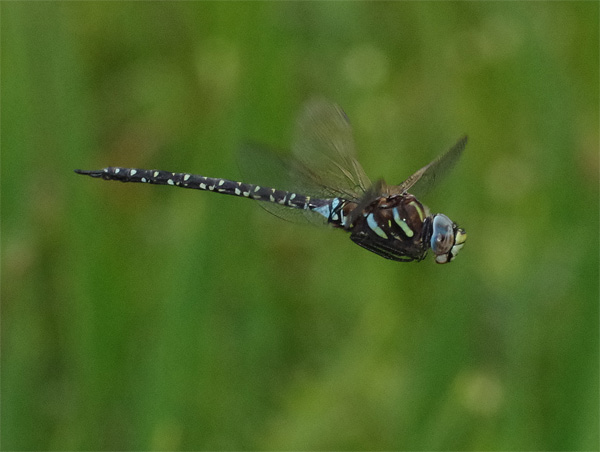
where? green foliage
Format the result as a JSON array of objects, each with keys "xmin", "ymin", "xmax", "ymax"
[{"xmin": 2, "ymin": 2, "xmax": 598, "ymax": 450}]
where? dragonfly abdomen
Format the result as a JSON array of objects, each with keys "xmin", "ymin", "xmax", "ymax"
[{"xmin": 74, "ymin": 167, "xmax": 330, "ymax": 212}]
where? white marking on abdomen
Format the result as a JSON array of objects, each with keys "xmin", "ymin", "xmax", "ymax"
[{"xmin": 313, "ymin": 204, "xmax": 331, "ymax": 219}]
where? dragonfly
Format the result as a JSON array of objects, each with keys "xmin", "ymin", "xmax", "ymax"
[{"xmin": 75, "ymin": 99, "xmax": 467, "ymax": 263}]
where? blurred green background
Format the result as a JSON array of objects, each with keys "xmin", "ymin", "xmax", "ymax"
[{"xmin": 2, "ymin": 2, "xmax": 598, "ymax": 450}]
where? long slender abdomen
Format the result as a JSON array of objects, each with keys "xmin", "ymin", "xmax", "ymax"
[{"xmin": 74, "ymin": 166, "xmax": 319, "ymax": 210}]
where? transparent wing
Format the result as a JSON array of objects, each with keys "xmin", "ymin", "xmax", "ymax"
[
  {"xmin": 238, "ymin": 99, "xmax": 374, "ymax": 225},
  {"xmin": 394, "ymin": 135, "xmax": 467, "ymax": 199},
  {"xmin": 237, "ymin": 142, "xmax": 330, "ymax": 226},
  {"xmin": 291, "ymin": 98, "xmax": 371, "ymax": 200}
]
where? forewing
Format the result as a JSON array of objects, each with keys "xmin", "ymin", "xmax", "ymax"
[
  {"xmin": 292, "ymin": 98, "xmax": 371, "ymax": 200},
  {"xmin": 396, "ymin": 135, "xmax": 467, "ymax": 198}
]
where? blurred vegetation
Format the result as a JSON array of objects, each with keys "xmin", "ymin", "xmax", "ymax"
[{"xmin": 2, "ymin": 2, "xmax": 598, "ymax": 450}]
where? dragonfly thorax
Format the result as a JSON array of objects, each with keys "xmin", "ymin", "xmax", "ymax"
[{"xmin": 346, "ymin": 193, "xmax": 430, "ymax": 262}]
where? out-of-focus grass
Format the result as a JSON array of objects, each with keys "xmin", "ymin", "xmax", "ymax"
[{"xmin": 2, "ymin": 2, "xmax": 598, "ymax": 450}]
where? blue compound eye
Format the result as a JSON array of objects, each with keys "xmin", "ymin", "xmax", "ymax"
[{"xmin": 431, "ymin": 214, "xmax": 454, "ymax": 255}]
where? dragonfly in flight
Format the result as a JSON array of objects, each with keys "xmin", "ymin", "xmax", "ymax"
[{"xmin": 75, "ymin": 100, "xmax": 467, "ymax": 263}]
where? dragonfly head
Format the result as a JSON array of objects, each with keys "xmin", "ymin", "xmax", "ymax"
[{"xmin": 429, "ymin": 214, "xmax": 467, "ymax": 264}]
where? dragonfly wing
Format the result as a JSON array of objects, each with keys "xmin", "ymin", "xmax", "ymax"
[
  {"xmin": 238, "ymin": 142, "xmax": 330, "ymax": 225},
  {"xmin": 237, "ymin": 100, "xmax": 383, "ymax": 226},
  {"xmin": 396, "ymin": 135, "xmax": 467, "ymax": 199},
  {"xmin": 292, "ymin": 98, "xmax": 371, "ymax": 200}
]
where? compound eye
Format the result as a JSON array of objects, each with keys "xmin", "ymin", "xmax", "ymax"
[{"xmin": 430, "ymin": 214, "xmax": 454, "ymax": 255}]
